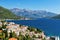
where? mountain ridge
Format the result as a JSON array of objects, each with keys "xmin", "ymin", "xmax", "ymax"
[{"xmin": 10, "ymin": 8, "xmax": 57, "ymax": 18}]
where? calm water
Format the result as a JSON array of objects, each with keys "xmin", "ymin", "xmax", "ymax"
[{"xmin": 6, "ymin": 18, "xmax": 60, "ymax": 36}]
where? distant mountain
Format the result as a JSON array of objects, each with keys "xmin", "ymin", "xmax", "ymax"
[
  {"xmin": 0, "ymin": 6, "xmax": 21, "ymax": 19},
  {"xmin": 52, "ymin": 14, "xmax": 60, "ymax": 19},
  {"xmin": 10, "ymin": 8, "xmax": 57, "ymax": 19}
]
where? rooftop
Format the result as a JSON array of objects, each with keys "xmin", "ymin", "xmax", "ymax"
[{"xmin": 9, "ymin": 38, "xmax": 17, "ymax": 40}]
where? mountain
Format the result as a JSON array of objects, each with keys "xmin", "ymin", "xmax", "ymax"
[
  {"xmin": 52, "ymin": 14, "xmax": 60, "ymax": 19},
  {"xmin": 0, "ymin": 6, "xmax": 21, "ymax": 19},
  {"xmin": 10, "ymin": 8, "xmax": 57, "ymax": 19}
]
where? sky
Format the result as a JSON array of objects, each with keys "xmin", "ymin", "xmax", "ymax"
[{"xmin": 0, "ymin": 0, "xmax": 60, "ymax": 14}]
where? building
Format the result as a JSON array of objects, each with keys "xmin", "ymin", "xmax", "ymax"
[
  {"xmin": 46, "ymin": 36, "xmax": 60, "ymax": 40},
  {"xmin": 0, "ymin": 22, "xmax": 2, "ymax": 27},
  {"xmin": 9, "ymin": 38, "xmax": 17, "ymax": 40},
  {"xmin": 55, "ymin": 36, "xmax": 59, "ymax": 40},
  {"xmin": 20, "ymin": 25, "xmax": 28, "ymax": 32},
  {"xmin": 6, "ymin": 24, "xmax": 20, "ymax": 36}
]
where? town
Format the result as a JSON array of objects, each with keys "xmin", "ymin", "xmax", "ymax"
[
  {"xmin": 0, "ymin": 20, "xmax": 60, "ymax": 40},
  {"xmin": 0, "ymin": 20, "xmax": 46, "ymax": 40}
]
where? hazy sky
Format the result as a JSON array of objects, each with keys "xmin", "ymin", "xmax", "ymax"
[{"xmin": 0, "ymin": 0, "xmax": 60, "ymax": 14}]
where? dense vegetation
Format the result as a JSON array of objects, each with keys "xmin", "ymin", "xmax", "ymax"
[{"xmin": 0, "ymin": 6, "xmax": 21, "ymax": 19}]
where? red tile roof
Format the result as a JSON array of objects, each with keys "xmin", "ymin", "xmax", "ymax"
[{"xmin": 9, "ymin": 38, "xmax": 17, "ymax": 40}]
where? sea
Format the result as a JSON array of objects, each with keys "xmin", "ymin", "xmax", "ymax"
[{"xmin": 6, "ymin": 18, "xmax": 60, "ymax": 37}]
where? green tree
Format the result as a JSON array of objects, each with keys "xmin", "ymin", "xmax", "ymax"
[
  {"xmin": 42, "ymin": 37, "xmax": 46, "ymax": 40},
  {"xmin": 37, "ymin": 28, "xmax": 42, "ymax": 33},
  {"xmin": 27, "ymin": 27, "xmax": 36, "ymax": 32},
  {"xmin": 9, "ymin": 31, "xmax": 17, "ymax": 38},
  {"xmin": 18, "ymin": 32, "xmax": 24, "ymax": 40},
  {"xmin": 24, "ymin": 34, "xmax": 32, "ymax": 40},
  {"xmin": 0, "ymin": 27, "xmax": 2, "ymax": 30},
  {"xmin": 4, "ymin": 37, "xmax": 9, "ymax": 40},
  {"xmin": 12, "ymin": 32, "xmax": 17, "ymax": 38},
  {"xmin": 9, "ymin": 30, "xmax": 12, "ymax": 38},
  {"xmin": 32, "ymin": 35, "xmax": 36, "ymax": 38}
]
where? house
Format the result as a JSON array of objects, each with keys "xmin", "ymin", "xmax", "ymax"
[
  {"xmin": 20, "ymin": 25, "xmax": 28, "ymax": 32},
  {"xmin": 0, "ymin": 22, "xmax": 2, "ymax": 27},
  {"xmin": 46, "ymin": 36, "xmax": 60, "ymax": 40},
  {"xmin": 33, "ymin": 38, "xmax": 42, "ymax": 40},
  {"xmin": 6, "ymin": 24, "xmax": 19, "ymax": 30},
  {"xmin": 6, "ymin": 24, "xmax": 20, "ymax": 36},
  {"xmin": 7, "ymin": 22, "xmax": 15, "ymax": 26},
  {"xmin": 28, "ymin": 31, "xmax": 35, "ymax": 37}
]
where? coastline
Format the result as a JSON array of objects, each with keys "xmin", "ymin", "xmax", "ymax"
[{"xmin": 6, "ymin": 19, "xmax": 60, "ymax": 37}]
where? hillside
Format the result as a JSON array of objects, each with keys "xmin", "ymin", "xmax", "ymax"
[
  {"xmin": 52, "ymin": 15, "xmax": 60, "ymax": 19},
  {"xmin": 0, "ymin": 21, "xmax": 46, "ymax": 40},
  {"xmin": 0, "ymin": 6, "xmax": 21, "ymax": 19},
  {"xmin": 10, "ymin": 8, "xmax": 57, "ymax": 18}
]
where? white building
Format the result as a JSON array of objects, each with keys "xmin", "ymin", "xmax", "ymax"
[{"xmin": 46, "ymin": 36, "xmax": 60, "ymax": 40}]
